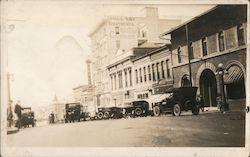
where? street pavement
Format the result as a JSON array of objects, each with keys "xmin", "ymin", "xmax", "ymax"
[{"xmin": 7, "ymin": 110, "xmax": 245, "ymax": 147}]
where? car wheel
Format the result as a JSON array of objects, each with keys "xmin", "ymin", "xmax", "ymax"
[
  {"xmin": 172, "ymin": 103, "xmax": 181, "ymax": 116},
  {"xmin": 104, "ymin": 112, "xmax": 110, "ymax": 119},
  {"xmin": 134, "ymin": 107, "xmax": 142, "ymax": 116},
  {"xmin": 153, "ymin": 106, "xmax": 161, "ymax": 117},
  {"xmin": 97, "ymin": 112, "xmax": 104, "ymax": 120}
]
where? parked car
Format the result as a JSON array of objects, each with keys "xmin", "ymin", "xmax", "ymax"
[
  {"xmin": 15, "ymin": 107, "xmax": 36, "ymax": 128},
  {"xmin": 122, "ymin": 101, "xmax": 151, "ymax": 118},
  {"xmin": 65, "ymin": 103, "xmax": 89, "ymax": 123},
  {"xmin": 97, "ymin": 107, "xmax": 123, "ymax": 120},
  {"xmin": 153, "ymin": 87, "xmax": 200, "ymax": 116}
]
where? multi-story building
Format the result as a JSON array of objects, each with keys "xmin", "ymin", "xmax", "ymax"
[
  {"xmin": 107, "ymin": 44, "xmax": 173, "ymax": 107},
  {"xmin": 161, "ymin": 5, "xmax": 247, "ymax": 109},
  {"xmin": 89, "ymin": 7, "xmax": 181, "ymax": 107},
  {"xmin": 107, "ymin": 46, "xmax": 161, "ymax": 107}
]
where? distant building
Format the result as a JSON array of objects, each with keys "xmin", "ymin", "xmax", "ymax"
[
  {"xmin": 161, "ymin": 5, "xmax": 247, "ymax": 108},
  {"xmin": 107, "ymin": 44, "xmax": 173, "ymax": 107},
  {"xmin": 89, "ymin": 7, "xmax": 181, "ymax": 107}
]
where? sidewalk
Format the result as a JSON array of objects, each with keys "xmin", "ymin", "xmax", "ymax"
[{"xmin": 7, "ymin": 127, "xmax": 19, "ymax": 135}]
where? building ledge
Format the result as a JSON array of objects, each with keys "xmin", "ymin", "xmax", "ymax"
[{"xmin": 173, "ymin": 45, "xmax": 246, "ymax": 68}]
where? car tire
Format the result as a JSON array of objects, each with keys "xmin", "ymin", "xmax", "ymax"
[
  {"xmin": 97, "ymin": 112, "xmax": 104, "ymax": 120},
  {"xmin": 134, "ymin": 107, "xmax": 142, "ymax": 116},
  {"xmin": 153, "ymin": 106, "xmax": 161, "ymax": 117},
  {"xmin": 104, "ymin": 112, "xmax": 110, "ymax": 119},
  {"xmin": 172, "ymin": 103, "xmax": 181, "ymax": 116}
]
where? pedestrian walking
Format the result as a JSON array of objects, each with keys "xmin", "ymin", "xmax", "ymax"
[{"xmin": 14, "ymin": 101, "xmax": 23, "ymax": 129}]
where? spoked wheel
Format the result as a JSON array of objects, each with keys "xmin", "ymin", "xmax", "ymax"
[
  {"xmin": 153, "ymin": 106, "xmax": 161, "ymax": 117},
  {"xmin": 134, "ymin": 107, "xmax": 142, "ymax": 117},
  {"xmin": 97, "ymin": 112, "xmax": 104, "ymax": 120},
  {"xmin": 172, "ymin": 103, "xmax": 181, "ymax": 116},
  {"xmin": 104, "ymin": 112, "xmax": 110, "ymax": 119}
]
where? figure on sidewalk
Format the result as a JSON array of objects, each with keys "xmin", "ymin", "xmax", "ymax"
[{"xmin": 14, "ymin": 101, "xmax": 23, "ymax": 129}]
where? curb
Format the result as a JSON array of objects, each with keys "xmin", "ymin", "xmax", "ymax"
[{"xmin": 7, "ymin": 128, "xmax": 19, "ymax": 135}]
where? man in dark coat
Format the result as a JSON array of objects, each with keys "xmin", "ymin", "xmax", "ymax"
[{"xmin": 14, "ymin": 101, "xmax": 23, "ymax": 128}]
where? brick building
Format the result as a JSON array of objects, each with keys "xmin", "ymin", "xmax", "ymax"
[{"xmin": 161, "ymin": 5, "xmax": 247, "ymax": 108}]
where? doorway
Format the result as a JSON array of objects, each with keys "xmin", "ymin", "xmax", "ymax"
[{"xmin": 199, "ymin": 69, "xmax": 217, "ymax": 107}]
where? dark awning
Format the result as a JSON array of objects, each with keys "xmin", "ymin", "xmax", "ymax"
[{"xmin": 224, "ymin": 66, "xmax": 244, "ymax": 84}]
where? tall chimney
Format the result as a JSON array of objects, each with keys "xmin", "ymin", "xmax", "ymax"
[{"xmin": 86, "ymin": 59, "xmax": 92, "ymax": 85}]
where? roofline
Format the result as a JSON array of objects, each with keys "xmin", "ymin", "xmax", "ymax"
[
  {"xmin": 159, "ymin": 5, "xmax": 218, "ymax": 37},
  {"xmin": 132, "ymin": 44, "xmax": 171, "ymax": 62},
  {"xmin": 107, "ymin": 56, "xmax": 132, "ymax": 69}
]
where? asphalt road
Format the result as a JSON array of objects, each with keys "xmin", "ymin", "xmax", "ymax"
[{"xmin": 7, "ymin": 111, "xmax": 245, "ymax": 147}]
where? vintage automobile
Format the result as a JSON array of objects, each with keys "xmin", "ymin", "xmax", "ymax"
[
  {"xmin": 65, "ymin": 103, "xmax": 89, "ymax": 123},
  {"xmin": 15, "ymin": 107, "xmax": 36, "ymax": 128},
  {"xmin": 152, "ymin": 87, "xmax": 200, "ymax": 116},
  {"xmin": 122, "ymin": 101, "xmax": 152, "ymax": 118},
  {"xmin": 97, "ymin": 107, "xmax": 123, "ymax": 120}
]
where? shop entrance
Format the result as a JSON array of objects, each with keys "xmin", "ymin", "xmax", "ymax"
[{"xmin": 199, "ymin": 69, "xmax": 217, "ymax": 107}]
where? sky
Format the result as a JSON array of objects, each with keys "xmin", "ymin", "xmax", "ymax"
[{"xmin": 3, "ymin": 1, "xmax": 215, "ymax": 107}]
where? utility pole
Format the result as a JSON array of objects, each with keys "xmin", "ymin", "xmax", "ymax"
[
  {"xmin": 7, "ymin": 72, "xmax": 13, "ymax": 127},
  {"xmin": 185, "ymin": 24, "xmax": 192, "ymax": 87}
]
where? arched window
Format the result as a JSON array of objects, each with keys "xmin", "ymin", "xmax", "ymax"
[{"xmin": 181, "ymin": 74, "xmax": 191, "ymax": 87}]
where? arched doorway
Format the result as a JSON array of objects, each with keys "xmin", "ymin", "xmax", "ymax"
[
  {"xmin": 181, "ymin": 74, "xmax": 191, "ymax": 87},
  {"xmin": 199, "ymin": 69, "xmax": 217, "ymax": 107},
  {"xmin": 224, "ymin": 65, "xmax": 245, "ymax": 99}
]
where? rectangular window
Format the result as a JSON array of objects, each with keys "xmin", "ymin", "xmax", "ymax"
[
  {"xmin": 218, "ymin": 31, "xmax": 225, "ymax": 52},
  {"xmin": 189, "ymin": 42, "xmax": 194, "ymax": 59},
  {"xmin": 110, "ymin": 75, "xmax": 113, "ymax": 90},
  {"xmin": 116, "ymin": 40, "xmax": 120, "ymax": 50},
  {"xmin": 156, "ymin": 62, "xmax": 160, "ymax": 81},
  {"xmin": 148, "ymin": 65, "xmax": 151, "ymax": 81},
  {"xmin": 125, "ymin": 70, "xmax": 128, "ymax": 87},
  {"xmin": 135, "ymin": 69, "xmax": 138, "ymax": 84},
  {"xmin": 129, "ymin": 69, "xmax": 132, "ymax": 86},
  {"xmin": 202, "ymin": 37, "xmax": 207, "ymax": 56},
  {"xmin": 139, "ymin": 68, "xmax": 142, "ymax": 83},
  {"xmin": 152, "ymin": 64, "xmax": 155, "ymax": 81},
  {"xmin": 161, "ymin": 61, "xmax": 165, "ymax": 79},
  {"xmin": 237, "ymin": 24, "xmax": 245, "ymax": 46},
  {"xmin": 114, "ymin": 75, "xmax": 117, "ymax": 90},
  {"xmin": 166, "ymin": 59, "xmax": 171, "ymax": 78},
  {"xmin": 118, "ymin": 72, "xmax": 122, "ymax": 89},
  {"xmin": 177, "ymin": 47, "xmax": 181, "ymax": 63},
  {"xmin": 143, "ymin": 67, "xmax": 147, "ymax": 82},
  {"xmin": 115, "ymin": 26, "xmax": 119, "ymax": 35}
]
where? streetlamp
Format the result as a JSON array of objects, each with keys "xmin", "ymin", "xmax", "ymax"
[{"xmin": 216, "ymin": 63, "xmax": 229, "ymax": 112}]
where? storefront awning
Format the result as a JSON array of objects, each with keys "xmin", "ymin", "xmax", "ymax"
[
  {"xmin": 224, "ymin": 66, "xmax": 244, "ymax": 84},
  {"xmin": 145, "ymin": 93, "xmax": 171, "ymax": 104}
]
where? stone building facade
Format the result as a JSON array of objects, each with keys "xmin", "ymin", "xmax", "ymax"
[
  {"xmin": 89, "ymin": 7, "xmax": 180, "ymax": 107},
  {"xmin": 107, "ymin": 45, "xmax": 173, "ymax": 106},
  {"xmin": 162, "ymin": 5, "xmax": 247, "ymax": 108}
]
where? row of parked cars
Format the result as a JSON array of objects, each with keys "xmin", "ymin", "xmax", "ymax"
[{"xmin": 64, "ymin": 87, "xmax": 201, "ymax": 123}]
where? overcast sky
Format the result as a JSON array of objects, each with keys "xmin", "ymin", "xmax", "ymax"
[{"xmin": 4, "ymin": 1, "xmax": 215, "ymax": 107}]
